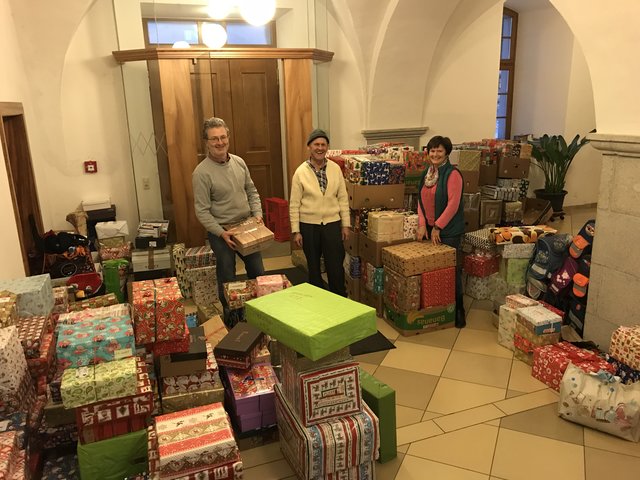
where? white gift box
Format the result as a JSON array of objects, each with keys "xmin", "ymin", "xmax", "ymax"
[
  {"xmin": 0, "ymin": 326, "xmax": 29, "ymax": 393},
  {"xmin": 95, "ymin": 220, "xmax": 129, "ymax": 239}
]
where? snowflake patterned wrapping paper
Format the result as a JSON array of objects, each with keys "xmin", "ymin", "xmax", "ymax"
[
  {"xmin": 0, "ymin": 291, "xmax": 18, "ymax": 328},
  {"xmin": 275, "ymin": 383, "xmax": 379, "ymax": 479},
  {"xmin": 155, "ymin": 403, "xmax": 239, "ymax": 478},
  {"xmin": 223, "ymin": 280, "xmax": 257, "ymax": 310},
  {"xmin": 0, "ymin": 326, "xmax": 29, "ymax": 394},
  {"xmin": 184, "ymin": 246, "xmax": 216, "ymax": 269},
  {"xmin": 245, "ymin": 284, "xmax": 376, "ymax": 361},
  {"xmin": 498, "ymin": 305, "xmax": 517, "ymax": 351},
  {"xmin": 383, "ymin": 268, "xmax": 420, "ymax": 313},
  {"xmin": 0, "ymin": 274, "xmax": 54, "ymax": 319},
  {"xmin": 610, "ymin": 326, "xmax": 640, "ymax": 370},
  {"xmin": 421, "ymin": 266, "xmax": 456, "ymax": 308},
  {"xmin": 516, "ymin": 305, "xmax": 562, "ymax": 335},
  {"xmin": 532, "ymin": 341, "xmax": 615, "ymax": 391},
  {"xmin": 16, "ymin": 315, "xmax": 48, "ymax": 359},
  {"xmin": 56, "ymin": 314, "xmax": 135, "ymax": 368},
  {"xmin": 185, "ymin": 266, "xmax": 218, "ymax": 306}
]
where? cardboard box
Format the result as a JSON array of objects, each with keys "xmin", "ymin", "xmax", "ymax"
[
  {"xmin": 227, "ymin": 217, "xmax": 274, "ymax": 256},
  {"xmin": 158, "ymin": 350, "xmax": 207, "ymax": 377},
  {"xmin": 201, "ymin": 314, "xmax": 228, "ymax": 347},
  {"xmin": 381, "ymin": 241, "xmax": 456, "ymax": 277},
  {"xmin": 367, "ymin": 211, "xmax": 405, "ymax": 242},
  {"xmin": 343, "ymin": 228, "xmax": 359, "ymax": 256},
  {"xmin": 131, "ymin": 247, "xmax": 171, "ymax": 272},
  {"xmin": 498, "ymin": 156, "xmax": 531, "ymax": 179},
  {"xmin": 384, "ymin": 303, "xmax": 455, "ymax": 333},
  {"xmin": 479, "ymin": 162, "xmax": 498, "ymax": 186},
  {"xmin": 360, "ymin": 288, "xmax": 384, "ymax": 317},
  {"xmin": 480, "ymin": 199, "xmax": 503, "ymax": 225},
  {"xmin": 464, "ymin": 208, "xmax": 480, "ymax": 233},
  {"xmin": 461, "ymin": 170, "xmax": 480, "ymax": 193},
  {"xmin": 359, "ymin": 232, "xmax": 412, "ymax": 267},
  {"xmin": 346, "ymin": 183, "xmax": 405, "ymax": 209},
  {"xmin": 383, "ymin": 268, "xmax": 420, "ymax": 313},
  {"xmin": 345, "ymin": 273, "xmax": 361, "ymax": 302}
]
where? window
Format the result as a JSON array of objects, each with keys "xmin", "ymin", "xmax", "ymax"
[
  {"xmin": 495, "ymin": 8, "xmax": 518, "ymax": 139},
  {"xmin": 144, "ymin": 19, "xmax": 275, "ymax": 47}
]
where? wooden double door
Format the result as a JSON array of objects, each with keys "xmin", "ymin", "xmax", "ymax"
[{"xmin": 191, "ymin": 58, "xmax": 284, "ymax": 201}]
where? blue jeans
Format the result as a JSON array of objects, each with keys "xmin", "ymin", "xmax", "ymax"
[{"xmin": 208, "ymin": 232, "xmax": 265, "ymax": 323}]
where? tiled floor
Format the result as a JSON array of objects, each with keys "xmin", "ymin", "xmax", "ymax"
[{"xmin": 237, "ymin": 206, "xmax": 640, "ymax": 479}]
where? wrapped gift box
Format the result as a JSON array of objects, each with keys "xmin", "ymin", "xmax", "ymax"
[
  {"xmin": 56, "ymin": 315, "xmax": 135, "ymax": 368},
  {"xmin": 281, "ymin": 360, "xmax": 361, "ymax": 427},
  {"xmin": 604, "ymin": 354, "xmax": 640, "ymax": 385},
  {"xmin": 498, "ymin": 305, "xmax": 517, "ymax": 351},
  {"xmin": 161, "ymin": 383, "xmax": 225, "ymax": 414},
  {"xmin": 42, "ymin": 452, "xmax": 80, "ymax": 480},
  {"xmin": 256, "ymin": 274, "xmax": 289, "ymax": 297},
  {"xmin": 280, "ymin": 342, "xmax": 352, "ymax": 385},
  {"xmin": 275, "ymin": 384, "xmax": 379, "ymax": 480},
  {"xmin": 172, "ymin": 243, "xmax": 191, "ymax": 299},
  {"xmin": 227, "ymin": 217, "xmax": 274, "ymax": 256},
  {"xmin": 364, "ymin": 263, "xmax": 384, "ymax": 294},
  {"xmin": 465, "ymin": 274, "xmax": 492, "ymax": 300},
  {"xmin": 402, "ymin": 213, "xmax": 418, "ymax": 240},
  {"xmin": 77, "ymin": 428, "xmax": 148, "ymax": 480},
  {"xmin": 490, "ymin": 225, "xmax": 557, "ymax": 245},
  {"xmin": 246, "ymin": 284, "xmax": 376, "ymax": 361},
  {"xmin": 44, "ymin": 399, "xmax": 76, "ymax": 427},
  {"xmin": 162, "ymin": 356, "xmax": 220, "ymax": 396},
  {"xmin": 59, "ymin": 303, "xmax": 130, "ymax": 325},
  {"xmin": 0, "ymin": 412, "xmax": 27, "ymax": 450},
  {"xmin": 37, "ymin": 422, "xmax": 79, "ymax": 450},
  {"xmin": 462, "ymin": 228, "xmax": 498, "ymax": 253},
  {"xmin": 48, "ymin": 365, "xmax": 64, "ymax": 403},
  {"xmin": 61, "ymin": 366, "xmax": 97, "ymax": 408},
  {"xmin": 532, "ymin": 341, "xmax": 615, "ymax": 391},
  {"xmin": 500, "ymin": 257, "xmax": 529, "ymax": 285},
  {"xmin": 184, "ymin": 246, "xmax": 216, "ymax": 269},
  {"xmin": 0, "ymin": 431, "xmax": 19, "ymax": 479},
  {"xmin": 367, "ymin": 211, "xmax": 404, "ymax": 242},
  {"xmin": 502, "ymin": 201, "xmax": 523, "ymax": 222},
  {"xmin": 0, "ymin": 370, "xmax": 35, "ymax": 418},
  {"xmin": 505, "ymin": 293, "xmax": 538, "ymax": 309},
  {"xmin": 132, "ymin": 247, "xmax": 171, "ymax": 272},
  {"xmin": 463, "ymin": 253, "xmax": 499, "ymax": 277},
  {"xmin": 388, "ymin": 162, "xmax": 405, "ymax": 185},
  {"xmin": 147, "ymin": 425, "xmax": 243, "ymax": 480},
  {"xmin": 0, "ymin": 274, "xmax": 54, "ymax": 318},
  {"xmin": 132, "ymin": 288, "xmax": 156, "ymax": 345},
  {"xmin": 381, "ymin": 241, "xmax": 456, "ymax": 277},
  {"xmin": 26, "ymin": 332, "xmax": 55, "ymax": 379},
  {"xmin": 359, "ymin": 369, "xmax": 396, "ymax": 464},
  {"xmin": 610, "ymin": 325, "xmax": 640, "ymax": 371},
  {"xmin": 516, "ymin": 305, "xmax": 562, "ymax": 335},
  {"xmin": 513, "ymin": 321, "xmax": 560, "ymax": 366},
  {"xmin": 224, "ymin": 363, "xmax": 278, "ymax": 416},
  {"xmin": 360, "ymin": 160, "xmax": 390, "ymax": 185},
  {"xmin": 16, "ymin": 315, "xmax": 48, "ymax": 359},
  {"xmin": 500, "ymin": 242, "xmax": 535, "ymax": 259},
  {"xmin": 52, "ymin": 286, "xmax": 69, "ymax": 315},
  {"xmin": 155, "ymin": 279, "xmax": 186, "ymax": 342},
  {"xmin": 214, "ymin": 322, "xmax": 264, "ymax": 369},
  {"xmin": 421, "ymin": 267, "xmax": 455, "ymax": 308},
  {"xmin": 457, "ymin": 150, "xmax": 481, "ymax": 171},
  {"xmin": 67, "ymin": 293, "xmax": 119, "ymax": 312},
  {"xmin": 0, "ymin": 326, "xmax": 29, "ymax": 394},
  {"xmin": 348, "ymin": 254, "xmax": 361, "ymax": 278},
  {"xmin": 152, "ymin": 319, "xmax": 190, "ymax": 356},
  {"xmin": 155, "ymin": 403, "xmax": 239, "ymax": 478},
  {"xmin": 223, "ymin": 280, "xmax": 257, "ymax": 310},
  {"xmin": 537, "ymin": 299, "xmax": 565, "ymax": 321},
  {"xmin": 231, "ymin": 409, "xmax": 276, "ymax": 433},
  {"xmin": 383, "ymin": 269, "xmax": 420, "ymax": 313},
  {"xmin": 0, "ymin": 291, "xmax": 18, "ymax": 328},
  {"xmin": 184, "ymin": 266, "xmax": 218, "ymax": 306}
]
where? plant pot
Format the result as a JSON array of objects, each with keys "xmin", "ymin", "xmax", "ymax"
[{"xmin": 534, "ymin": 189, "xmax": 567, "ymax": 213}]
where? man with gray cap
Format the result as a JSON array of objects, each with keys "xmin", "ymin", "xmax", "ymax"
[{"xmin": 289, "ymin": 128, "xmax": 350, "ymax": 296}]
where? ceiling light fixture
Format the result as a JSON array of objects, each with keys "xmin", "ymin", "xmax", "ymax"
[{"xmin": 201, "ymin": 23, "xmax": 228, "ymax": 49}]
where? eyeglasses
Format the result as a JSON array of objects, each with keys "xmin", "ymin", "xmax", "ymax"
[{"xmin": 207, "ymin": 135, "xmax": 228, "ymax": 142}]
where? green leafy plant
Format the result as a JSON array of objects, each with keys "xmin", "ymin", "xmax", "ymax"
[{"xmin": 529, "ymin": 134, "xmax": 589, "ymax": 193}]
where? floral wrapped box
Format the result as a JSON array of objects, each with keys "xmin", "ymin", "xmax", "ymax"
[
  {"xmin": 609, "ymin": 325, "xmax": 640, "ymax": 371},
  {"xmin": 256, "ymin": 274, "xmax": 290, "ymax": 297},
  {"xmin": 532, "ymin": 341, "xmax": 615, "ymax": 391},
  {"xmin": 155, "ymin": 403, "xmax": 239, "ymax": 479}
]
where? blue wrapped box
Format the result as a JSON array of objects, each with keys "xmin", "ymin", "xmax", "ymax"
[{"xmin": 361, "ymin": 160, "xmax": 390, "ymax": 185}]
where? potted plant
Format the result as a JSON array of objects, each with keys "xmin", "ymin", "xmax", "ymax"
[{"xmin": 529, "ymin": 133, "xmax": 589, "ymax": 216}]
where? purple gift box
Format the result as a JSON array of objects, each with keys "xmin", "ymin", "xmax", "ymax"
[{"xmin": 223, "ymin": 363, "xmax": 277, "ymax": 416}]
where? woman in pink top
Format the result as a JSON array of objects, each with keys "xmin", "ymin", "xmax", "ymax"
[{"xmin": 416, "ymin": 136, "xmax": 466, "ymax": 327}]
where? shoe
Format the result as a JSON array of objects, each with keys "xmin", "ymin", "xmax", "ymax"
[{"xmin": 455, "ymin": 306, "xmax": 466, "ymax": 329}]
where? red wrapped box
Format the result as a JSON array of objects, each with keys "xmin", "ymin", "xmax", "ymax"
[
  {"xmin": 421, "ymin": 266, "xmax": 455, "ymax": 308},
  {"xmin": 155, "ymin": 403, "xmax": 239, "ymax": 479},
  {"xmin": 223, "ymin": 280, "xmax": 257, "ymax": 310},
  {"xmin": 532, "ymin": 341, "xmax": 615, "ymax": 391},
  {"xmin": 463, "ymin": 253, "xmax": 500, "ymax": 277},
  {"xmin": 132, "ymin": 289, "xmax": 156, "ymax": 345},
  {"xmin": 0, "ymin": 431, "xmax": 18, "ymax": 479},
  {"xmin": 16, "ymin": 315, "xmax": 48, "ymax": 359},
  {"xmin": 155, "ymin": 285, "xmax": 185, "ymax": 342},
  {"xmin": 76, "ymin": 357, "xmax": 153, "ymax": 444},
  {"xmin": 26, "ymin": 332, "xmax": 55, "ymax": 379},
  {"xmin": 152, "ymin": 319, "xmax": 190, "ymax": 356}
]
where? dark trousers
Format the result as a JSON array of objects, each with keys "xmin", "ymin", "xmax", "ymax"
[
  {"xmin": 299, "ymin": 220, "xmax": 346, "ymax": 296},
  {"xmin": 208, "ymin": 232, "xmax": 264, "ymax": 324},
  {"xmin": 428, "ymin": 227, "xmax": 464, "ymax": 310}
]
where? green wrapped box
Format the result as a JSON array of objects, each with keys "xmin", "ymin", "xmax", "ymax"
[
  {"xmin": 77, "ymin": 428, "xmax": 148, "ymax": 480},
  {"xmin": 94, "ymin": 357, "xmax": 138, "ymax": 402},
  {"xmin": 61, "ymin": 366, "xmax": 96, "ymax": 408},
  {"xmin": 360, "ymin": 369, "xmax": 397, "ymax": 463},
  {"xmin": 245, "ymin": 284, "xmax": 376, "ymax": 361},
  {"xmin": 500, "ymin": 257, "xmax": 529, "ymax": 285}
]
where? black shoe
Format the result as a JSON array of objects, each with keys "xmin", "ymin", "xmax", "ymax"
[{"xmin": 455, "ymin": 307, "xmax": 466, "ymax": 329}]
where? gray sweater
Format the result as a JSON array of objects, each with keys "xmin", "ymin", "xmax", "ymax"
[{"xmin": 192, "ymin": 154, "xmax": 263, "ymax": 236}]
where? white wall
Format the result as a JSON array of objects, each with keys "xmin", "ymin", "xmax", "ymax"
[{"xmin": 0, "ymin": 0, "xmax": 29, "ymax": 278}]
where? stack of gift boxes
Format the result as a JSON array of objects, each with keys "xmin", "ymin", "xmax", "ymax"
[
  {"xmin": 172, "ymin": 244, "xmax": 217, "ymax": 310},
  {"xmin": 244, "ymin": 283, "xmax": 381, "ymax": 478},
  {"xmin": 381, "ymin": 241, "xmax": 457, "ymax": 333},
  {"xmin": 221, "ymin": 274, "xmax": 292, "ymax": 327},
  {"xmin": 462, "ymin": 251, "xmax": 500, "ymax": 301}
]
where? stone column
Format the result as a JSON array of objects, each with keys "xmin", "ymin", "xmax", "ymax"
[{"xmin": 584, "ymin": 134, "xmax": 640, "ymax": 350}]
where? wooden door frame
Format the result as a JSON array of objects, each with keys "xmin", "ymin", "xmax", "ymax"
[
  {"xmin": 0, "ymin": 102, "xmax": 44, "ymax": 275},
  {"xmin": 114, "ymin": 47, "xmax": 330, "ymax": 245}
]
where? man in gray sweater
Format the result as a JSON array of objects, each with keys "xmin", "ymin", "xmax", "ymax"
[{"xmin": 192, "ymin": 117, "xmax": 265, "ymax": 325}]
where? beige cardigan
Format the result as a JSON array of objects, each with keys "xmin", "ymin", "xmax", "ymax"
[{"xmin": 289, "ymin": 160, "xmax": 350, "ymax": 233}]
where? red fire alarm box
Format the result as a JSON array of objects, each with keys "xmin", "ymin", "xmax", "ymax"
[{"xmin": 84, "ymin": 160, "xmax": 97, "ymax": 174}]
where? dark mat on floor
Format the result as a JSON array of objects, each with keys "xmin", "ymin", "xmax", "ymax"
[{"xmin": 241, "ymin": 266, "xmax": 395, "ymax": 356}]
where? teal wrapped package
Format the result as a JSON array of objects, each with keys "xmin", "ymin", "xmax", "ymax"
[
  {"xmin": 360, "ymin": 369, "xmax": 397, "ymax": 463},
  {"xmin": 245, "ymin": 283, "xmax": 376, "ymax": 361},
  {"xmin": 77, "ymin": 428, "xmax": 147, "ymax": 480}
]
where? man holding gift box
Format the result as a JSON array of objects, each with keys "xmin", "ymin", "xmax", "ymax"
[{"xmin": 193, "ymin": 117, "xmax": 265, "ymax": 324}]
